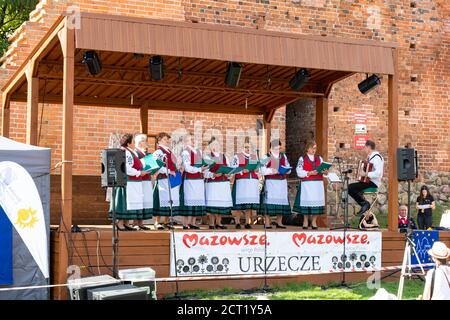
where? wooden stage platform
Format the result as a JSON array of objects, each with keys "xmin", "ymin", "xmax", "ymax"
[{"xmin": 50, "ymin": 226, "xmax": 450, "ymax": 299}]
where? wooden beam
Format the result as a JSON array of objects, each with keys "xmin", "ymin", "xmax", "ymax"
[
  {"xmin": 316, "ymin": 97, "xmax": 329, "ymax": 228},
  {"xmin": 387, "ymin": 49, "xmax": 399, "ymax": 232},
  {"xmin": 1, "ymin": 16, "xmax": 65, "ymax": 98},
  {"xmin": 38, "ymin": 74, "xmax": 312, "ymax": 98},
  {"xmin": 25, "ymin": 62, "xmax": 39, "ymax": 145},
  {"xmin": 140, "ymin": 102, "xmax": 148, "ymax": 134},
  {"xmin": 40, "ymin": 60, "xmax": 308, "ymax": 86},
  {"xmin": 1, "ymin": 92, "xmax": 10, "ymax": 137},
  {"xmin": 10, "ymin": 93, "xmax": 267, "ymax": 115},
  {"xmin": 263, "ymin": 112, "xmax": 272, "ymax": 155},
  {"xmin": 55, "ymin": 23, "xmax": 75, "ymax": 300},
  {"xmin": 315, "ymin": 98, "xmax": 329, "ymax": 160}
]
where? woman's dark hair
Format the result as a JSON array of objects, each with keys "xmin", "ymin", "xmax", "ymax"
[
  {"xmin": 156, "ymin": 132, "xmax": 171, "ymax": 142},
  {"xmin": 419, "ymin": 185, "xmax": 431, "ymax": 200},
  {"xmin": 270, "ymin": 139, "xmax": 282, "ymax": 148},
  {"xmin": 120, "ymin": 133, "xmax": 133, "ymax": 148}
]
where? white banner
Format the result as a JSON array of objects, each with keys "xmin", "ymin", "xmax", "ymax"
[{"xmin": 170, "ymin": 231, "xmax": 382, "ymax": 276}]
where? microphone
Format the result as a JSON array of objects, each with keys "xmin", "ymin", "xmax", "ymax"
[
  {"xmin": 342, "ymin": 168, "xmax": 353, "ymax": 174},
  {"xmin": 333, "ymin": 156, "xmax": 342, "ymax": 160}
]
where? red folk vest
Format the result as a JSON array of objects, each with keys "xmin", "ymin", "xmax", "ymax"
[
  {"xmin": 184, "ymin": 149, "xmax": 203, "ymax": 180},
  {"xmin": 265, "ymin": 152, "xmax": 288, "ymax": 180},
  {"xmin": 157, "ymin": 146, "xmax": 177, "ymax": 179},
  {"xmin": 135, "ymin": 148, "xmax": 151, "ymax": 181},
  {"xmin": 235, "ymin": 153, "xmax": 258, "ymax": 180},
  {"xmin": 301, "ymin": 155, "xmax": 323, "ymax": 181},
  {"xmin": 124, "ymin": 147, "xmax": 142, "ymax": 181},
  {"xmin": 206, "ymin": 153, "xmax": 229, "ymax": 183}
]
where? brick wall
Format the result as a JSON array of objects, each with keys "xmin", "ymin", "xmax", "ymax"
[{"xmin": 1, "ymin": 1, "xmax": 449, "ymax": 222}]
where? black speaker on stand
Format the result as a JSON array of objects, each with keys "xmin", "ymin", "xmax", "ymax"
[{"xmin": 101, "ymin": 148, "xmax": 127, "ymax": 278}]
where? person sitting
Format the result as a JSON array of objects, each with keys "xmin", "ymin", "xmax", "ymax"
[
  {"xmin": 398, "ymin": 204, "xmax": 417, "ymax": 232},
  {"xmin": 422, "ymin": 241, "xmax": 450, "ymax": 300},
  {"xmin": 348, "ymin": 140, "xmax": 384, "ymax": 217},
  {"xmin": 359, "ymin": 212, "xmax": 379, "ymax": 230}
]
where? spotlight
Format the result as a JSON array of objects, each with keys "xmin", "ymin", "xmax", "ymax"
[
  {"xmin": 358, "ymin": 74, "xmax": 381, "ymax": 94},
  {"xmin": 224, "ymin": 62, "xmax": 242, "ymax": 88},
  {"xmin": 289, "ymin": 68, "xmax": 310, "ymax": 91},
  {"xmin": 149, "ymin": 56, "xmax": 165, "ymax": 80},
  {"xmin": 82, "ymin": 51, "xmax": 102, "ymax": 75}
]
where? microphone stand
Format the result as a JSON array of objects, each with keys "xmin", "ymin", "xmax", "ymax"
[
  {"xmin": 329, "ymin": 159, "xmax": 357, "ymax": 289},
  {"xmin": 257, "ymin": 149, "xmax": 270, "ymax": 292},
  {"xmin": 164, "ymin": 152, "xmax": 180, "ymax": 299}
]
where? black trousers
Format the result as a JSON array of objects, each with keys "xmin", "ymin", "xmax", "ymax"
[
  {"xmin": 417, "ymin": 213, "xmax": 433, "ymax": 230},
  {"xmin": 348, "ymin": 181, "xmax": 377, "ymax": 206}
]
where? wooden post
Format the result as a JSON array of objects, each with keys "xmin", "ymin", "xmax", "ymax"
[
  {"xmin": 263, "ymin": 111, "xmax": 274, "ymax": 155},
  {"xmin": 387, "ymin": 49, "xmax": 399, "ymax": 232},
  {"xmin": 55, "ymin": 23, "xmax": 75, "ymax": 300},
  {"xmin": 140, "ymin": 102, "xmax": 148, "ymax": 134},
  {"xmin": 26, "ymin": 62, "xmax": 39, "ymax": 145},
  {"xmin": 316, "ymin": 97, "xmax": 329, "ymax": 227},
  {"xmin": 1, "ymin": 92, "xmax": 10, "ymax": 137}
]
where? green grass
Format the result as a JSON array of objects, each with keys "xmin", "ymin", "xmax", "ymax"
[{"xmin": 164, "ymin": 279, "xmax": 425, "ymax": 300}]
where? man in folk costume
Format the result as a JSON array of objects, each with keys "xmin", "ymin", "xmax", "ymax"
[
  {"xmin": 293, "ymin": 141, "xmax": 327, "ymax": 230},
  {"xmin": 259, "ymin": 139, "xmax": 291, "ymax": 228},
  {"xmin": 179, "ymin": 133, "xmax": 208, "ymax": 229},
  {"xmin": 133, "ymin": 133, "xmax": 153, "ymax": 230},
  {"xmin": 153, "ymin": 132, "xmax": 180, "ymax": 230},
  {"xmin": 204, "ymin": 137, "xmax": 233, "ymax": 229},
  {"xmin": 348, "ymin": 140, "xmax": 384, "ymax": 217},
  {"xmin": 231, "ymin": 137, "xmax": 259, "ymax": 229},
  {"xmin": 109, "ymin": 133, "xmax": 146, "ymax": 231}
]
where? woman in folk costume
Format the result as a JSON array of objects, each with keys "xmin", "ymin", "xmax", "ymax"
[
  {"xmin": 153, "ymin": 132, "xmax": 180, "ymax": 230},
  {"xmin": 179, "ymin": 133, "xmax": 208, "ymax": 229},
  {"xmin": 204, "ymin": 137, "xmax": 233, "ymax": 229},
  {"xmin": 293, "ymin": 141, "xmax": 327, "ymax": 230},
  {"xmin": 109, "ymin": 133, "xmax": 146, "ymax": 231},
  {"xmin": 133, "ymin": 133, "xmax": 153, "ymax": 230},
  {"xmin": 258, "ymin": 139, "xmax": 291, "ymax": 229},
  {"xmin": 231, "ymin": 137, "xmax": 259, "ymax": 229}
]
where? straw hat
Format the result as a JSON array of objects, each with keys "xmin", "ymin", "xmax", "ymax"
[{"xmin": 427, "ymin": 241, "xmax": 450, "ymax": 260}]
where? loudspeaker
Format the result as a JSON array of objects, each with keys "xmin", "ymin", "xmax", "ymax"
[
  {"xmin": 224, "ymin": 62, "xmax": 242, "ymax": 87},
  {"xmin": 149, "ymin": 56, "xmax": 164, "ymax": 80},
  {"xmin": 397, "ymin": 148, "xmax": 416, "ymax": 181},
  {"xmin": 101, "ymin": 149, "xmax": 127, "ymax": 187},
  {"xmin": 289, "ymin": 68, "xmax": 310, "ymax": 91},
  {"xmin": 82, "ymin": 51, "xmax": 102, "ymax": 75}
]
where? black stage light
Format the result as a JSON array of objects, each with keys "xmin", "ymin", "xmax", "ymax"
[
  {"xmin": 358, "ymin": 74, "xmax": 381, "ymax": 94},
  {"xmin": 149, "ymin": 56, "xmax": 165, "ymax": 80},
  {"xmin": 82, "ymin": 51, "xmax": 102, "ymax": 75},
  {"xmin": 289, "ymin": 68, "xmax": 310, "ymax": 91},
  {"xmin": 224, "ymin": 62, "xmax": 242, "ymax": 87}
]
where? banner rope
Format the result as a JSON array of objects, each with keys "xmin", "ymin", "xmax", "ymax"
[{"xmin": 0, "ymin": 262, "xmax": 435, "ymax": 292}]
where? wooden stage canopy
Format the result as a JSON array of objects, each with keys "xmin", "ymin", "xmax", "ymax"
[{"xmin": 1, "ymin": 12, "xmax": 399, "ymax": 299}]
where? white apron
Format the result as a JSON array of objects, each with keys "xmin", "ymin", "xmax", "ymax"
[
  {"xmin": 183, "ymin": 179, "xmax": 206, "ymax": 206},
  {"xmin": 264, "ymin": 179, "xmax": 289, "ymax": 205},
  {"xmin": 300, "ymin": 180, "xmax": 325, "ymax": 207},
  {"xmin": 158, "ymin": 178, "xmax": 180, "ymax": 207},
  {"xmin": 126, "ymin": 181, "xmax": 144, "ymax": 210},
  {"xmin": 206, "ymin": 181, "xmax": 233, "ymax": 207},
  {"xmin": 235, "ymin": 178, "xmax": 260, "ymax": 204},
  {"xmin": 142, "ymin": 180, "xmax": 154, "ymax": 209}
]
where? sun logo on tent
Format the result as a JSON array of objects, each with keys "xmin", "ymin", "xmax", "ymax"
[{"xmin": 15, "ymin": 207, "xmax": 39, "ymax": 229}]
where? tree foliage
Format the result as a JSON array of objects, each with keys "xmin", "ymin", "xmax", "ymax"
[{"xmin": 0, "ymin": 0, "xmax": 38, "ymax": 58}]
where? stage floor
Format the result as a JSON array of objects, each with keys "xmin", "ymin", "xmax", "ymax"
[{"xmin": 50, "ymin": 225, "xmax": 450, "ymax": 299}]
